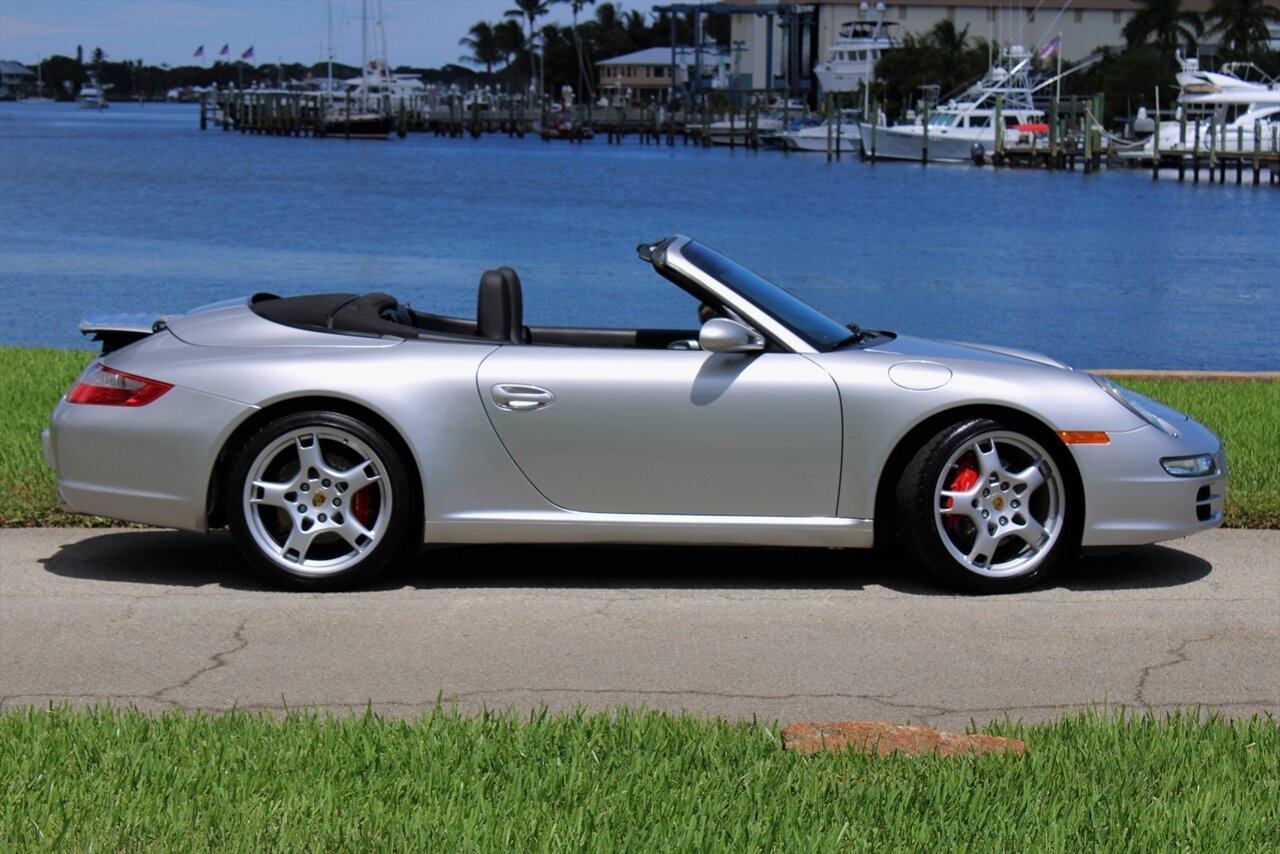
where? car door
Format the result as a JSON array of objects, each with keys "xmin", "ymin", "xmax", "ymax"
[{"xmin": 476, "ymin": 346, "xmax": 842, "ymax": 517}]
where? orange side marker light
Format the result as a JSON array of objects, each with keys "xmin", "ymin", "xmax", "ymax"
[{"xmin": 1057, "ymin": 431, "xmax": 1110, "ymax": 445}]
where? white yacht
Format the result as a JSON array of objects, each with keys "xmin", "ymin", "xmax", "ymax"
[
  {"xmin": 858, "ymin": 45, "xmax": 1054, "ymax": 162},
  {"xmin": 77, "ymin": 74, "xmax": 107, "ymax": 109},
  {"xmin": 777, "ymin": 109, "xmax": 862, "ymax": 152},
  {"xmin": 1135, "ymin": 56, "xmax": 1279, "ymax": 158},
  {"xmin": 814, "ymin": 3, "xmax": 899, "ymax": 94}
]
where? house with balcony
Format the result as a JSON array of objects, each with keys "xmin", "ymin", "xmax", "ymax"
[{"xmin": 596, "ymin": 46, "xmax": 729, "ymax": 105}]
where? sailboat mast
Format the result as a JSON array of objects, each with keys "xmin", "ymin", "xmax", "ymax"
[{"xmin": 361, "ymin": 0, "xmax": 368, "ymax": 109}]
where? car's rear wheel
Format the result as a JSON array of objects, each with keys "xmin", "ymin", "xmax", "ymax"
[
  {"xmin": 227, "ymin": 412, "xmax": 414, "ymax": 590},
  {"xmin": 896, "ymin": 418, "xmax": 1076, "ymax": 593}
]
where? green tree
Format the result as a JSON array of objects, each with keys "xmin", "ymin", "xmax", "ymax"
[
  {"xmin": 459, "ymin": 21, "xmax": 504, "ymax": 75},
  {"xmin": 1205, "ymin": 0, "xmax": 1280, "ymax": 53},
  {"xmin": 1122, "ymin": 0, "xmax": 1204, "ymax": 56}
]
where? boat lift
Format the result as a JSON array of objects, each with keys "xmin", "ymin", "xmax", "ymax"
[{"xmin": 653, "ymin": 3, "xmax": 818, "ymax": 107}]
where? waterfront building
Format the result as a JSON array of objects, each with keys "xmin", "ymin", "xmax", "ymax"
[
  {"xmin": 596, "ymin": 46, "xmax": 729, "ymax": 105},
  {"xmin": 0, "ymin": 61, "xmax": 35, "ymax": 99},
  {"xmin": 727, "ymin": 0, "xmax": 1226, "ymax": 91}
]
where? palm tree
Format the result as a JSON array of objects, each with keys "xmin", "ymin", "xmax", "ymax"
[
  {"xmin": 928, "ymin": 20, "xmax": 981, "ymax": 99},
  {"xmin": 1122, "ymin": 0, "xmax": 1204, "ymax": 56},
  {"xmin": 459, "ymin": 21, "xmax": 504, "ymax": 76},
  {"xmin": 556, "ymin": 0, "xmax": 596, "ymax": 101},
  {"xmin": 507, "ymin": 0, "xmax": 551, "ymax": 99},
  {"xmin": 624, "ymin": 9, "xmax": 648, "ymax": 42},
  {"xmin": 495, "ymin": 19, "xmax": 528, "ymax": 83},
  {"xmin": 1206, "ymin": 0, "xmax": 1280, "ymax": 53}
]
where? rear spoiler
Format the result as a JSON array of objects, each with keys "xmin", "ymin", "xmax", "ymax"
[{"xmin": 79, "ymin": 313, "xmax": 172, "ymax": 354}]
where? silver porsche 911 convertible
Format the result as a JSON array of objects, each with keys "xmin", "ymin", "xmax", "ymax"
[{"xmin": 43, "ymin": 235, "xmax": 1225, "ymax": 592}]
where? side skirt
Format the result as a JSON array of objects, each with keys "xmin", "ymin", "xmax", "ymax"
[{"xmin": 428, "ymin": 511, "xmax": 874, "ymax": 549}]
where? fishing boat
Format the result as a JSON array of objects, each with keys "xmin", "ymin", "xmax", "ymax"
[
  {"xmin": 814, "ymin": 3, "xmax": 899, "ymax": 95},
  {"xmin": 858, "ymin": 44, "xmax": 1096, "ymax": 163}
]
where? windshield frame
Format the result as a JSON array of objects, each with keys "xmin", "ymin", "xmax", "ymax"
[{"xmin": 656, "ymin": 236, "xmax": 854, "ymax": 354}]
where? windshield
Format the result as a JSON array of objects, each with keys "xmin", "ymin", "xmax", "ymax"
[{"xmin": 679, "ymin": 240, "xmax": 854, "ymax": 350}]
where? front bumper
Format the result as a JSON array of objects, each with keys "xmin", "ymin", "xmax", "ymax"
[{"xmin": 1073, "ymin": 417, "xmax": 1226, "ymax": 547}]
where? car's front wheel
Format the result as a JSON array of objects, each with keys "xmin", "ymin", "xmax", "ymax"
[
  {"xmin": 896, "ymin": 418, "xmax": 1077, "ymax": 593},
  {"xmin": 227, "ymin": 411, "xmax": 415, "ymax": 590}
]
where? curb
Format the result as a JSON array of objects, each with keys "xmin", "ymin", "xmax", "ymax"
[{"xmin": 1094, "ymin": 370, "xmax": 1280, "ymax": 382}]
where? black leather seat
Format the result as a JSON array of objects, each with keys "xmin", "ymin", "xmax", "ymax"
[{"xmin": 476, "ymin": 266, "xmax": 525, "ymax": 343}]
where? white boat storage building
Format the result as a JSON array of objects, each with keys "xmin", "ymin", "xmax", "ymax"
[{"xmin": 727, "ymin": 0, "xmax": 1222, "ymax": 90}]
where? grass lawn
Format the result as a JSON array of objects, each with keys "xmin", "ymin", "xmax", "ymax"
[
  {"xmin": 1, "ymin": 346, "xmax": 1276, "ymax": 528},
  {"xmin": 1, "ymin": 706, "xmax": 1276, "ymax": 851}
]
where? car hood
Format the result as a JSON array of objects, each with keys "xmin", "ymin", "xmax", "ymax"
[{"xmin": 863, "ymin": 334, "xmax": 1072, "ymax": 370}]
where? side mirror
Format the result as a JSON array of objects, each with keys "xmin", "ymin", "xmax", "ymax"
[{"xmin": 699, "ymin": 318, "xmax": 765, "ymax": 353}]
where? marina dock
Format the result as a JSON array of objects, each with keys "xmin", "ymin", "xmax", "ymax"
[{"xmin": 200, "ymin": 89, "xmax": 1279, "ymax": 186}]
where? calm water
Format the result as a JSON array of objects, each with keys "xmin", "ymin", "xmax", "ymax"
[{"xmin": 1, "ymin": 102, "xmax": 1276, "ymax": 368}]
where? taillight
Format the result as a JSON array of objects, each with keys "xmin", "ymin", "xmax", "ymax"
[{"xmin": 67, "ymin": 365, "xmax": 172, "ymax": 407}]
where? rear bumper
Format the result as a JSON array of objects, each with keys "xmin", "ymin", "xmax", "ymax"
[
  {"xmin": 1074, "ymin": 419, "xmax": 1226, "ymax": 547},
  {"xmin": 45, "ymin": 387, "xmax": 256, "ymax": 531}
]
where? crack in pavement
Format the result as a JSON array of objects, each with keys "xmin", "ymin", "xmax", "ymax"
[
  {"xmin": 1135, "ymin": 631, "xmax": 1221, "ymax": 709},
  {"xmin": 153, "ymin": 619, "xmax": 250, "ymax": 701}
]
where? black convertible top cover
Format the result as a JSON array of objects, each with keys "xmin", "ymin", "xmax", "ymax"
[{"xmin": 250, "ymin": 292, "xmax": 425, "ymax": 340}]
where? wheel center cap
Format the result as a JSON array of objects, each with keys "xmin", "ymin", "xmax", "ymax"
[
  {"xmin": 991, "ymin": 495, "xmax": 1004, "ymax": 512},
  {"xmin": 312, "ymin": 492, "xmax": 326, "ymax": 508}
]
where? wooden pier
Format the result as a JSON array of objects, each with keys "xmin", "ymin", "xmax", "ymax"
[
  {"xmin": 201, "ymin": 89, "xmax": 716, "ymax": 143},
  {"xmin": 1140, "ymin": 119, "xmax": 1280, "ymax": 186}
]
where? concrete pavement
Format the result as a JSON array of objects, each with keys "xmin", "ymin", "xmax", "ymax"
[{"xmin": 1, "ymin": 527, "xmax": 1276, "ymax": 729}]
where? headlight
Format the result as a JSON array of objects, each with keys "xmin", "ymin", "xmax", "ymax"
[
  {"xmin": 1161, "ymin": 454, "xmax": 1217, "ymax": 477},
  {"xmin": 1090, "ymin": 374, "xmax": 1180, "ymax": 437}
]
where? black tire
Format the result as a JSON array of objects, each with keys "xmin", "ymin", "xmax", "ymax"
[
  {"xmin": 896, "ymin": 418, "xmax": 1078, "ymax": 593},
  {"xmin": 227, "ymin": 411, "xmax": 416, "ymax": 590}
]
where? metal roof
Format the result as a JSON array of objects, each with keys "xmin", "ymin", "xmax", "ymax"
[
  {"xmin": 0, "ymin": 61, "xmax": 35, "ymax": 76},
  {"xmin": 596, "ymin": 46, "xmax": 729, "ymax": 67}
]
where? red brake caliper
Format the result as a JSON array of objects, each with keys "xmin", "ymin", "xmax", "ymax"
[
  {"xmin": 351, "ymin": 488, "xmax": 371, "ymax": 527},
  {"xmin": 943, "ymin": 460, "xmax": 978, "ymax": 530}
]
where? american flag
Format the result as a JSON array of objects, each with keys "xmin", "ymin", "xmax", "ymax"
[
  {"xmin": 193, "ymin": 45, "xmax": 204, "ymax": 58},
  {"xmin": 1037, "ymin": 35, "xmax": 1061, "ymax": 61},
  {"xmin": 241, "ymin": 45, "xmax": 255, "ymax": 60},
  {"xmin": 219, "ymin": 44, "xmax": 230, "ymax": 57}
]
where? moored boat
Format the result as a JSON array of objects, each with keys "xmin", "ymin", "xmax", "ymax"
[
  {"xmin": 77, "ymin": 74, "xmax": 108, "ymax": 109},
  {"xmin": 777, "ymin": 109, "xmax": 862, "ymax": 152},
  {"xmin": 858, "ymin": 44, "xmax": 1093, "ymax": 163},
  {"xmin": 814, "ymin": 3, "xmax": 899, "ymax": 95},
  {"xmin": 1129, "ymin": 56, "xmax": 1280, "ymax": 159}
]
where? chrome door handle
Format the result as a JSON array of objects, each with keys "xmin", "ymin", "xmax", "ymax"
[{"xmin": 491, "ymin": 384, "xmax": 555, "ymax": 411}]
